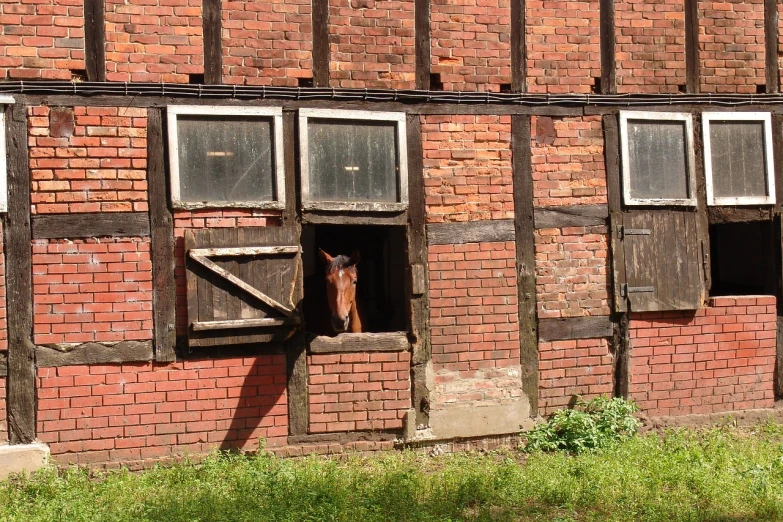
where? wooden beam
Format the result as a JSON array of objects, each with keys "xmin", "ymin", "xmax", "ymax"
[
  {"xmin": 534, "ymin": 204, "xmax": 609, "ymax": 229},
  {"xmin": 510, "ymin": 0, "xmax": 526, "ymax": 92},
  {"xmin": 302, "ymin": 211, "xmax": 408, "ymax": 227},
  {"xmin": 31, "ymin": 212, "xmax": 150, "ymax": 239},
  {"xmin": 192, "ymin": 317, "xmax": 301, "ymax": 331},
  {"xmin": 426, "ymin": 219, "xmax": 515, "ymax": 245},
  {"xmin": 414, "ymin": 0, "xmax": 431, "ymax": 89},
  {"xmin": 406, "ymin": 113, "xmax": 431, "ymax": 429},
  {"xmin": 538, "ymin": 316, "xmax": 614, "ymax": 342},
  {"xmin": 765, "ymin": 0, "xmax": 779, "ymax": 94},
  {"xmin": 613, "ymin": 313, "xmax": 630, "ymax": 398},
  {"xmin": 286, "ymin": 331, "xmax": 309, "ymax": 436},
  {"xmin": 512, "ymin": 114, "xmax": 538, "ymax": 416},
  {"xmin": 707, "ymin": 207, "xmax": 774, "ymax": 225},
  {"xmin": 84, "ymin": 0, "xmax": 105, "ymax": 82},
  {"xmin": 36, "ymin": 341, "xmax": 153, "ymax": 367},
  {"xmin": 189, "ymin": 246, "xmax": 299, "ymax": 257},
  {"xmin": 685, "ymin": 0, "xmax": 699, "ymax": 93},
  {"xmin": 282, "ymin": 111, "xmax": 298, "ymax": 226},
  {"xmin": 309, "ymin": 332, "xmax": 410, "ymax": 354},
  {"xmin": 312, "ymin": 0, "xmax": 330, "ymax": 87},
  {"xmin": 599, "ymin": 0, "xmax": 616, "ymax": 94},
  {"xmin": 147, "ymin": 108, "xmax": 177, "ymax": 362},
  {"xmin": 603, "ymin": 114, "xmax": 622, "ymax": 214},
  {"xmin": 5, "ymin": 104, "xmax": 35, "ymax": 444},
  {"xmin": 202, "ymin": 0, "xmax": 222, "ymax": 84}
]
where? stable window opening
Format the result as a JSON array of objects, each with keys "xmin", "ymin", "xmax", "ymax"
[
  {"xmin": 709, "ymin": 221, "xmax": 777, "ymax": 297},
  {"xmin": 166, "ymin": 105, "xmax": 285, "ymax": 210},
  {"xmin": 703, "ymin": 112, "xmax": 776, "ymax": 206},
  {"xmin": 298, "ymin": 109, "xmax": 408, "ymax": 212},
  {"xmin": 301, "ymin": 224, "xmax": 407, "ymax": 337},
  {"xmin": 619, "ymin": 111, "xmax": 697, "ymax": 206}
]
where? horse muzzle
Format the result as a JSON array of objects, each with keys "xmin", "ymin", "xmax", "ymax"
[{"xmin": 331, "ymin": 315, "xmax": 349, "ymax": 332}]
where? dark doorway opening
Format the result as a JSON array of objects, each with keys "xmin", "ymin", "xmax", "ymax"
[
  {"xmin": 301, "ymin": 224, "xmax": 407, "ymax": 336},
  {"xmin": 709, "ymin": 220, "xmax": 777, "ymax": 296}
]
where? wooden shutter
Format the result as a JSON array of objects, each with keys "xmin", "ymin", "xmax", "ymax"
[
  {"xmin": 610, "ymin": 210, "xmax": 705, "ymax": 312},
  {"xmin": 185, "ymin": 227, "xmax": 302, "ymax": 347}
]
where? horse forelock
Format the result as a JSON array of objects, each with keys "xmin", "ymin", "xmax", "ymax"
[{"xmin": 325, "ymin": 255, "xmax": 356, "ymax": 275}]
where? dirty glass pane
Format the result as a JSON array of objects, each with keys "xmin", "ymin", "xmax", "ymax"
[
  {"xmin": 709, "ymin": 121, "xmax": 768, "ymax": 199},
  {"xmin": 627, "ymin": 120, "xmax": 689, "ymax": 201},
  {"xmin": 307, "ymin": 119, "xmax": 398, "ymax": 203},
  {"xmin": 177, "ymin": 116, "xmax": 275, "ymax": 203}
]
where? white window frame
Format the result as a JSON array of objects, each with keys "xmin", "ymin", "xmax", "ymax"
[
  {"xmin": 298, "ymin": 108, "xmax": 409, "ymax": 212},
  {"xmin": 703, "ymin": 111, "xmax": 776, "ymax": 206},
  {"xmin": 166, "ymin": 105, "xmax": 285, "ymax": 210},
  {"xmin": 0, "ymin": 95, "xmax": 14, "ymax": 213},
  {"xmin": 619, "ymin": 111, "xmax": 697, "ymax": 207}
]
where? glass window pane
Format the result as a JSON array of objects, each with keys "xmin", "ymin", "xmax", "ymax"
[
  {"xmin": 177, "ymin": 116, "xmax": 275, "ymax": 203},
  {"xmin": 709, "ymin": 121, "xmax": 768, "ymax": 199},
  {"xmin": 627, "ymin": 120, "xmax": 689, "ymax": 201},
  {"xmin": 307, "ymin": 119, "xmax": 398, "ymax": 203}
]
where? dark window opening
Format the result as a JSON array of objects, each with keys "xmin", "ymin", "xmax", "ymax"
[
  {"xmin": 757, "ymin": 84, "xmax": 766, "ymax": 94},
  {"xmin": 430, "ymin": 73, "xmax": 444, "ymax": 91},
  {"xmin": 298, "ymin": 77, "xmax": 314, "ymax": 88},
  {"xmin": 678, "ymin": 84, "xmax": 687, "ymax": 93},
  {"xmin": 301, "ymin": 224, "xmax": 407, "ymax": 336},
  {"xmin": 188, "ymin": 73, "xmax": 204, "ymax": 84},
  {"xmin": 592, "ymin": 77, "xmax": 601, "ymax": 94},
  {"xmin": 70, "ymin": 69, "xmax": 87, "ymax": 82},
  {"xmin": 499, "ymin": 83, "xmax": 512, "ymax": 93},
  {"xmin": 709, "ymin": 221, "xmax": 777, "ymax": 296}
]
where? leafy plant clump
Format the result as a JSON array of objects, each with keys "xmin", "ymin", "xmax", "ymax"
[{"xmin": 525, "ymin": 396, "xmax": 641, "ymax": 454}]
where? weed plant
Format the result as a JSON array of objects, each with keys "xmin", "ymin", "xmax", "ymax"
[{"xmin": 1, "ymin": 422, "xmax": 783, "ymax": 521}]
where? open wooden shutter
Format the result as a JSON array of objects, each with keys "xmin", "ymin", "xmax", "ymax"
[
  {"xmin": 185, "ymin": 227, "xmax": 302, "ymax": 347},
  {"xmin": 610, "ymin": 210, "xmax": 705, "ymax": 312}
]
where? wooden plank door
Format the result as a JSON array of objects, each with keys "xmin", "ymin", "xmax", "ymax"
[
  {"xmin": 611, "ymin": 210, "xmax": 706, "ymax": 312},
  {"xmin": 185, "ymin": 227, "xmax": 303, "ymax": 347}
]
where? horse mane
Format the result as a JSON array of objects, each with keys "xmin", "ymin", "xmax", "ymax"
[{"xmin": 325, "ymin": 255, "xmax": 355, "ymax": 274}]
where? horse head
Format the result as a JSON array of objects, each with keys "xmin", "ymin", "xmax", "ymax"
[{"xmin": 318, "ymin": 249, "xmax": 361, "ymax": 333}]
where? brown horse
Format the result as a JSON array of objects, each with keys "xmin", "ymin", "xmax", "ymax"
[{"xmin": 318, "ymin": 249, "xmax": 363, "ymax": 333}]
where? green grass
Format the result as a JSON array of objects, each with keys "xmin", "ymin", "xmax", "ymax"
[{"xmin": 2, "ymin": 423, "xmax": 783, "ymax": 521}]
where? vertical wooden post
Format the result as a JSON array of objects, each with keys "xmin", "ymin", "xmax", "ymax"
[
  {"xmin": 765, "ymin": 0, "xmax": 779, "ymax": 94},
  {"xmin": 599, "ymin": 0, "xmax": 616, "ymax": 94},
  {"xmin": 512, "ymin": 115, "xmax": 538, "ymax": 415},
  {"xmin": 4, "ymin": 104, "xmax": 35, "ymax": 444},
  {"xmin": 406, "ymin": 114, "xmax": 431, "ymax": 428},
  {"xmin": 772, "ymin": 114, "xmax": 783, "ymax": 398},
  {"xmin": 282, "ymin": 111, "xmax": 309, "ymax": 436},
  {"xmin": 685, "ymin": 0, "xmax": 699, "ymax": 93},
  {"xmin": 148, "ymin": 108, "xmax": 177, "ymax": 362},
  {"xmin": 603, "ymin": 113, "xmax": 630, "ymax": 398},
  {"xmin": 84, "ymin": 0, "xmax": 105, "ymax": 82},
  {"xmin": 203, "ymin": 0, "xmax": 222, "ymax": 84},
  {"xmin": 510, "ymin": 0, "xmax": 526, "ymax": 93},
  {"xmin": 414, "ymin": 0, "xmax": 431, "ymax": 90},
  {"xmin": 312, "ymin": 0, "xmax": 330, "ymax": 87}
]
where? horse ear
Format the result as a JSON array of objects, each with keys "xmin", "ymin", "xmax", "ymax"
[
  {"xmin": 348, "ymin": 250, "xmax": 361, "ymax": 266},
  {"xmin": 318, "ymin": 249, "xmax": 333, "ymax": 265}
]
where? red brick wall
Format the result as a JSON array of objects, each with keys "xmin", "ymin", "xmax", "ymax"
[
  {"xmin": 531, "ymin": 116, "xmax": 606, "ymax": 208},
  {"xmin": 535, "ymin": 225, "xmax": 610, "ymax": 319},
  {"xmin": 37, "ymin": 356, "xmax": 288, "ymax": 465},
  {"xmin": 32, "ymin": 238, "xmax": 153, "ymax": 345},
  {"xmin": 173, "ymin": 210, "xmax": 282, "ymax": 337},
  {"xmin": 308, "ymin": 351, "xmax": 411, "ymax": 432},
  {"xmin": 630, "ymin": 296, "xmax": 776, "ymax": 416},
  {"xmin": 105, "ymin": 0, "xmax": 204, "ymax": 83},
  {"xmin": 0, "ymin": 376, "xmax": 6, "ymax": 444},
  {"xmin": 430, "ymin": 0, "xmax": 510, "ymax": 92},
  {"xmin": 329, "ymin": 0, "xmax": 415, "ymax": 89},
  {"xmin": 526, "ymin": 0, "xmax": 600, "ymax": 94},
  {"xmin": 222, "ymin": 0, "xmax": 312, "ymax": 86},
  {"xmin": 0, "ymin": 0, "xmax": 84, "ymax": 80},
  {"xmin": 615, "ymin": 0, "xmax": 685, "ymax": 94},
  {"xmin": 428, "ymin": 241, "xmax": 521, "ymax": 405},
  {"xmin": 29, "ymin": 106, "xmax": 148, "ymax": 215},
  {"xmin": 538, "ymin": 337, "xmax": 614, "ymax": 416},
  {"xmin": 699, "ymin": 0, "xmax": 765, "ymax": 94},
  {"xmin": 422, "ymin": 115, "xmax": 513, "ymax": 223}
]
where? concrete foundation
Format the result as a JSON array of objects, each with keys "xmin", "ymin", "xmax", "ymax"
[{"xmin": 0, "ymin": 443, "xmax": 50, "ymax": 481}]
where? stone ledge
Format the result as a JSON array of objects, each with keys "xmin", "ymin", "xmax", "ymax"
[
  {"xmin": 0, "ymin": 443, "xmax": 50, "ymax": 481},
  {"xmin": 642, "ymin": 404, "xmax": 783, "ymax": 430}
]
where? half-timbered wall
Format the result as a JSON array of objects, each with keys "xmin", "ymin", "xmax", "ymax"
[{"xmin": 2, "ymin": 0, "xmax": 783, "ymax": 467}]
